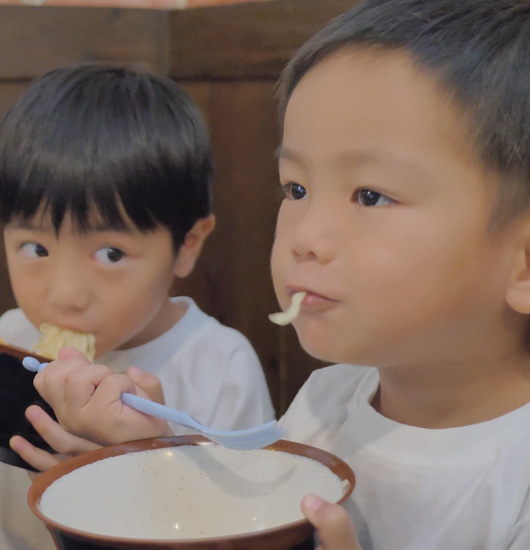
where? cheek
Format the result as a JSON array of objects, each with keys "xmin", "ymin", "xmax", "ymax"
[
  {"xmin": 8, "ymin": 266, "xmax": 38, "ymax": 308},
  {"xmin": 270, "ymin": 240, "xmax": 282, "ymax": 285},
  {"xmin": 270, "ymin": 214, "xmax": 290, "ymax": 285},
  {"xmin": 356, "ymin": 235, "xmax": 503, "ymax": 343},
  {"xmin": 106, "ymin": 268, "xmax": 172, "ymax": 315},
  {"xmin": 9, "ymin": 280, "xmax": 44, "ymax": 331}
]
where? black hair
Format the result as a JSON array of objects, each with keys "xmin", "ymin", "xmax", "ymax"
[
  {"xmin": 0, "ymin": 63, "xmax": 212, "ymax": 252},
  {"xmin": 278, "ymin": 0, "xmax": 530, "ymax": 221}
]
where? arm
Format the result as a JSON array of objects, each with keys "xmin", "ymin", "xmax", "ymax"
[
  {"xmin": 33, "ymin": 346, "xmax": 173, "ymax": 446},
  {"xmin": 301, "ymin": 494, "xmax": 362, "ymax": 550}
]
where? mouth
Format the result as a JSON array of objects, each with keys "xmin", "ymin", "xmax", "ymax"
[
  {"xmin": 34, "ymin": 323, "xmax": 97, "ymax": 361},
  {"xmin": 286, "ymin": 287, "xmax": 338, "ymax": 310},
  {"xmin": 42, "ymin": 321, "xmax": 94, "ymax": 335}
]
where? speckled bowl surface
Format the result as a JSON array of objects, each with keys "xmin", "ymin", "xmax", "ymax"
[{"xmin": 28, "ymin": 435, "xmax": 355, "ymax": 550}]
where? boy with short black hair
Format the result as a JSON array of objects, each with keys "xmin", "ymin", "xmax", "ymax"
[
  {"xmin": 275, "ymin": 0, "xmax": 530, "ymax": 548},
  {"xmin": 0, "ymin": 63, "xmax": 273, "ymax": 550},
  {"xmin": 28, "ymin": 1, "xmax": 530, "ymax": 548}
]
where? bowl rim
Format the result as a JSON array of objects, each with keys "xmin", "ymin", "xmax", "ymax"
[{"xmin": 28, "ymin": 435, "xmax": 355, "ymax": 547}]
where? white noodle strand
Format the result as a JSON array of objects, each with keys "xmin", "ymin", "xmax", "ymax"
[{"xmin": 268, "ymin": 292, "xmax": 307, "ymax": 326}]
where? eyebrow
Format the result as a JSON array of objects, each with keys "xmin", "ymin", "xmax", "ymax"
[{"xmin": 276, "ymin": 146, "xmax": 432, "ymax": 178}]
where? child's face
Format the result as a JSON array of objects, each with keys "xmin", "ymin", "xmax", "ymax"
[
  {"xmin": 271, "ymin": 48, "xmax": 522, "ymax": 368},
  {"xmin": 3, "ymin": 210, "xmax": 181, "ymax": 357}
]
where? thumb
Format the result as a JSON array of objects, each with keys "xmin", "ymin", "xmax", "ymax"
[
  {"xmin": 57, "ymin": 345, "xmax": 92, "ymax": 362},
  {"xmin": 127, "ymin": 366, "xmax": 165, "ymax": 404},
  {"xmin": 301, "ymin": 494, "xmax": 361, "ymax": 550}
]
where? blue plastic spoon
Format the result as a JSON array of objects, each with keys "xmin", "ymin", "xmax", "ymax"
[{"xmin": 22, "ymin": 357, "xmax": 283, "ymax": 451}]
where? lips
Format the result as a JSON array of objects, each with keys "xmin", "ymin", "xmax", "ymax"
[
  {"xmin": 43, "ymin": 322, "xmax": 94, "ymax": 336},
  {"xmin": 286, "ymin": 287, "xmax": 338, "ymax": 311}
]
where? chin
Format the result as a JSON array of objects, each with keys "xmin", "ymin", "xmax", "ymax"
[
  {"xmin": 296, "ymin": 331, "xmax": 342, "ymax": 364},
  {"xmin": 296, "ymin": 329, "xmax": 371, "ymax": 367}
]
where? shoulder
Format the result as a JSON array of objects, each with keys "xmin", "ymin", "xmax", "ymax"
[
  {"xmin": 0, "ymin": 308, "xmax": 39, "ymax": 347},
  {"xmin": 176, "ymin": 298, "xmax": 260, "ymax": 364},
  {"xmin": 179, "ymin": 321, "xmax": 264, "ymax": 382},
  {"xmin": 151, "ymin": 299, "xmax": 265, "ymax": 387},
  {"xmin": 0, "ymin": 307, "xmax": 26, "ymax": 326},
  {"xmin": 152, "ymin": 302, "xmax": 273, "ymax": 421},
  {"xmin": 280, "ymin": 364, "xmax": 377, "ymax": 445}
]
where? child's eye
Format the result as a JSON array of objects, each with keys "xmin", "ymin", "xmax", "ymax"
[
  {"xmin": 94, "ymin": 247, "xmax": 126, "ymax": 264},
  {"xmin": 353, "ymin": 189, "xmax": 394, "ymax": 207},
  {"xmin": 281, "ymin": 182, "xmax": 307, "ymax": 201},
  {"xmin": 19, "ymin": 242, "xmax": 48, "ymax": 258}
]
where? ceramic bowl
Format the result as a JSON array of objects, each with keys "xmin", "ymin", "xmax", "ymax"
[{"xmin": 28, "ymin": 435, "xmax": 355, "ymax": 550}]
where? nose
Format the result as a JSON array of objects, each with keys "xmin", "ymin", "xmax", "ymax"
[
  {"xmin": 290, "ymin": 199, "xmax": 336, "ymax": 264},
  {"xmin": 48, "ymin": 261, "xmax": 91, "ymax": 312}
]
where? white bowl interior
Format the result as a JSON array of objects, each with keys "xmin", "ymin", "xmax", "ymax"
[{"xmin": 39, "ymin": 444, "xmax": 346, "ymax": 540}]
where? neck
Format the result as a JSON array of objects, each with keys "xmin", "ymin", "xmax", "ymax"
[{"xmin": 374, "ymin": 350, "xmax": 530, "ymax": 428}]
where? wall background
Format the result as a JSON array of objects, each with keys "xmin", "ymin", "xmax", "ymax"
[{"xmin": 0, "ymin": 1, "xmax": 268, "ymax": 8}]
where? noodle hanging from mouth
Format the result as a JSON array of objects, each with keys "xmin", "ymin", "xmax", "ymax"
[
  {"xmin": 32, "ymin": 324, "xmax": 96, "ymax": 361},
  {"xmin": 268, "ymin": 292, "xmax": 307, "ymax": 326}
]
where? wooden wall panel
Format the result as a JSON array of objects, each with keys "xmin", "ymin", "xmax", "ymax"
[
  {"xmin": 0, "ymin": 6, "xmax": 171, "ymax": 78},
  {"xmin": 169, "ymin": 0, "xmax": 357, "ymax": 79}
]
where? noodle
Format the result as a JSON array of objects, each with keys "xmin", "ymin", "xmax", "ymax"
[
  {"xmin": 32, "ymin": 324, "xmax": 96, "ymax": 361},
  {"xmin": 268, "ymin": 292, "xmax": 307, "ymax": 326}
]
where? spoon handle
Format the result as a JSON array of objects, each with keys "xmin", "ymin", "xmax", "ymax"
[
  {"xmin": 22, "ymin": 357, "xmax": 49, "ymax": 372},
  {"xmin": 120, "ymin": 393, "xmax": 202, "ymax": 432}
]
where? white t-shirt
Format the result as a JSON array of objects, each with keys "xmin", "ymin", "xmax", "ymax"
[
  {"xmin": 280, "ymin": 363, "xmax": 530, "ymax": 550},
  {"xmin": 0, "ymin": 297, "xmax": 274, "ymax": 550}
]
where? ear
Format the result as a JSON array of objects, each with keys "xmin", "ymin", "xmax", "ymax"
[
  {"xmin": 505, "ymin": 217, "xmax": 530, "ymax": 315},
  {"xmin": 173, "ymin": 214, "xmax": 215, "ymax": 279}
]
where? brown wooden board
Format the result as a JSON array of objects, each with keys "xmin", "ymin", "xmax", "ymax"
[
  {"xmin": 0, "ymin": 5, "xmax": 171, "ymax": 79},
  {"xmin": 169, "ymin": 0, "xmax": 359, "ymax": 79}
]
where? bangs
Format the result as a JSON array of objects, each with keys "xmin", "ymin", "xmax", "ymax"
[{"xmin": 0, "ymin": 147, "xmax": 163, "ymax": 235}]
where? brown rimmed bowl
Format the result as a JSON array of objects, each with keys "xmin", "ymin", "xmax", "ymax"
[{"xmin": 28, "ymin": 435, "xmax": 355, "ymax": 550}]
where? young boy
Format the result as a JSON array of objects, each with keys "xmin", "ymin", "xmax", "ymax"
[
  {"xmin": 0, "ymin": 64, "xmax": 274, "ymax": 550},
  {"xmin": 27, "ymin": 0, "xmax": 530, "ymax": 548},
  {"xmin": 274, "ymin": 0, "xmax": 530, "ymax": 548}
]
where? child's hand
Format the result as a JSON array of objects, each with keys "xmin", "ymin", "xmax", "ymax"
[
  {"xmin": 9, "ymin": 404, "xmax": 100, "ymax": 472},
  {"xmin": 126, "ymin": 365, "xmax": 166, "ymax": 405},
  {"xmin": 301, "ymin": 494, "xmax": 362, "ymax": 550},
  {"xmin": 34, "ymin": 346, "xmax": 173, "ymax": 446}
]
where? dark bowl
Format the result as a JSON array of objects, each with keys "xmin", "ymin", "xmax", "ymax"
[{"xmin": 0, "ymin": 343, "xmax": 55, "ymax": 471}]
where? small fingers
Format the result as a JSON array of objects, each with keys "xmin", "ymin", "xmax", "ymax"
[
  {"xmin": 34, "ymin": 355, "xmax": 91, "ymax": 406},
  {"xmin": 34, "ymin": 358, "xmax": 113, "ymax": 428},
  {"xmin": 10, "ymin": 403, "xmax": 102, "ymax": 473},
  {"xmin": 63, "ymin": 363, "xmax": 115, "ymax": 414},
  {"xmin": 127, "ymin": 366, "xmax": 166, "ymax": 404},
  {"xmin": 25, "ymin": 405, "xmax": 100, "ymax": 455},
  {"xmin": 301, "ymin": 495, "xmax": 361, "ymax": 550},
  {"xmin": 89, "ymin": 374, "xmax": 172, "ymax": 444},
  {"xmin": 9, "ymin": 435, "xmax": 63, "ymax": 472},
  {"xmin": 53, "ymin": 372, "xmax": 132, "ymax": 440},
  {"xmin": 57, "ymin": 346, "xmax": 91, "ymax": 361}
]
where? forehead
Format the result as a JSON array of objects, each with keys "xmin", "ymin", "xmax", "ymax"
[{"xmin": 281, "ymin": 48, "xmax": 482, "ymax": 176}]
